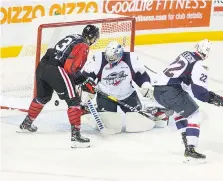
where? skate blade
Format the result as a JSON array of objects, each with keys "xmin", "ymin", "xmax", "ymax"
[
  {"xmin": 16, "ymin": 128, "xmax": 36, "ymax": 133},
  {"xmin": 71, "ymin": 142, "xmax": 91, "ymax": 148},
  {"xmin": 183, "ymin": 157, "xmax": 206, "ymax": 164}
]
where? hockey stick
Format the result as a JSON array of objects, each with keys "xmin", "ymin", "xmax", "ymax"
[
  {"xmin": 86, "ymin": 100, "xmax": 117, "ymax": 135},
  {"xmin": 95, "ymin": 89, "xmax": 161, "ymax": 121},
  {"xmin": 86, "ymin": 100, "xmax": 105, "ymax": 131},
  {"xmin": 144, "ymin": 65, "xmax": 157, "ymax": 74}
]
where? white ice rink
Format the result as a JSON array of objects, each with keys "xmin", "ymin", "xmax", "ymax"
[{"xmin": 1, "ymin": 42, "xmax": 223, "ymax": 181}]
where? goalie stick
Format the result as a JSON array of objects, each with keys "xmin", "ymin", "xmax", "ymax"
[
  {"xmin": 86, "ymin": 100, "xmax": 105, "ymax": 131},
  {"xmin": 86, "ymin": 100, "xmax": 117, "ymax": 135},
  {"xmin": 144, "ymin": 65, "xmax": 157, "ymax": 74},
  {"xmin": 95, "ymin": 89, "xmax": 162, "ymax": 121}
]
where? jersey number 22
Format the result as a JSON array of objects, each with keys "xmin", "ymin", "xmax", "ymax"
[{"xmin": 163, "ymin": 56, "xmax": 186, "ymax": 77}]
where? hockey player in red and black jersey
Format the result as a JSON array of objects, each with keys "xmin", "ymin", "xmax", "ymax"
[{"xmin": 18, "ymin": 25, "xmax": 99, "ymax": 148}]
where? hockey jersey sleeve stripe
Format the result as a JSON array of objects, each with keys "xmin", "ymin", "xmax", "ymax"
[{"xmin": 191, "ymin": 83, "xmax": 210, "ymax": 102}]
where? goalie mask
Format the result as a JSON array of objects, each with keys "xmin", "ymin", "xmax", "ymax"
[
  {"xmin": 195, "ymin": 39, "xmax": 211, "ymax": 60},
  {"xmin": 105, "ymin": 41, "xmax": 124, "ymax": 67},
  {"xmin": 82, "ymin": 24, "xmax": 100, "ymax": 46}
]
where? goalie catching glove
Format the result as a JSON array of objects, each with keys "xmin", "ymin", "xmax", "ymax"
[
  {"xmin": 208, "ymin": 91, "xmax": 223, "ymax": 106},
  {"xmin": 139, "ymin": 82, "xmax": 154, "ymax": 101}
]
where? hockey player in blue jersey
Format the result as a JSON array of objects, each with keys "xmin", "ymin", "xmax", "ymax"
[{"xmin": 153, "ymin": 39, "xmax": 223, "ymax": 162}]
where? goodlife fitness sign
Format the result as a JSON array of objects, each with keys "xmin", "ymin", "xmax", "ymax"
[{"xmin": 103, "ymin": 0, "xmax": 212, "ymax": 30}]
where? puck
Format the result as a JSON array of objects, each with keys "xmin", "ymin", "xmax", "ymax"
[{"xmin": 55, "ymin": 100, "xmax": 59, "ymax": 106}]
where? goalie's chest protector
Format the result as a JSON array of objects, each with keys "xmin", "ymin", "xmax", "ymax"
[{"xmin": 97, "ymin": 53, "xmax": 135, "ymax": 99}]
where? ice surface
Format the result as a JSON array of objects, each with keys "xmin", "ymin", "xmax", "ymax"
[{"xmin": 1, "ymin": 42, "xmax": 223, "ymax": 181}]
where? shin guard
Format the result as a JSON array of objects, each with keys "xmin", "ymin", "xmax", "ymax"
[
  {"xmin": 67, "ymin": 106, "xmax": 82, "ymax": 129},
  {"xmin": 28, "ymin": 99, "xmax": 44, "ymax": 121}
]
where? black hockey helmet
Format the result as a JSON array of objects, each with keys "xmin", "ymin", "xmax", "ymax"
[{"xmin": 82, "ymin": 24, "xmax": 99, "ymax": 46}]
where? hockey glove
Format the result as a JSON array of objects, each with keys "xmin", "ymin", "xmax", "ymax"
[
  {"xmin": 208, "ymin": 91, "xmax": 223, "ymax": 106},
  {"xmin": 139, "ymin": 82, "xmax": 155, "ymax": 101},
  {"xmin": 82, "ymin": 77, "xmax": 96, "ymax": 94},
  {"xmin": 72, "ymin": 70, "xmax": 88, "ymax": 85}
]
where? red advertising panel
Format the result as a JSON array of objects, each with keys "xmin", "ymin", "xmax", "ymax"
[{"xmin": 103, "ymin": 0, "xmax": 212, "ymax": 30}]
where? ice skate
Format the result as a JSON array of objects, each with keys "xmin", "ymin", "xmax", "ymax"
[
  {"xmin": 71, "ymin": 126, "xmax": 90, "ymax": 148},
  {"xmin": 17, "ymin": 116, "xmax": 37, "ymax": 133},
  {"xmin": 184, "ymin": 145, "xmax": 206, "ymax": 163}
]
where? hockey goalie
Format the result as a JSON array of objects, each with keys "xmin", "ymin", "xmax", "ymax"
[{"xmin": 80, "ymin": 41, "xmax": 171, "ymax": 134}]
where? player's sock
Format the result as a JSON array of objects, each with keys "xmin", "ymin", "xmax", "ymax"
[
  {"xmin": 18, "ymin": 98, "xmax": 44, "ymax": 132},
  {"xmin": 67, "ymin": 106, "xmax": 82, "ymax": 129},
  {"xmin": 28, "ymin": 98, "xmax": 44, "ymax": 121},
  {"xmin": 174, "ymin": 116, "xmax": 188, "ymax": 131},
  {"xmin": 186, "ymin": 123, "xmax": 200, "ymax": 146},
  {"xmin": 183, "ymin": 111, "xmax": 206, "ymax": 162},
  {"xmin": 174, "ymin": 116, "xmax": 189, "ymax": 148},
  {"xmin": 67, "ymin": 106, "xmax": 90, "ymax": 148}
]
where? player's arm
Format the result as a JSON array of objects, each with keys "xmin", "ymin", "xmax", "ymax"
[
  {"xmin": 82, "ymin": 52, "xmax": 102, "ymax": 81},
  {"xmin": 80, "ymin": 52, "xmax": 103, "ymax": 94},
  {"xmin": 130, "ymin": 52, "xmax": 151, "ymax": 87},
  {"xmin": 64, "ymin": 42, "xmax": 91, "ymax": 84},
  {"xmin": 129, "ymin": 52, "xmax": 153, "ymax": 98},
  {"xmin": 63, "ymin": 43, "xmax": 96, "ymax": 94},
  {"xmin": 191, "ymin": 61, "xmax": 223, "ymax": 106},
  {"xmin": 64, "ymin": 43, "xmax": 89, "ymax": 75}
]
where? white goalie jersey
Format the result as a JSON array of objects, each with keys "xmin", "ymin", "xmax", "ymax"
[{"xmin": 82, "ymin": 51, "xmax": 151, "ymax": 100}]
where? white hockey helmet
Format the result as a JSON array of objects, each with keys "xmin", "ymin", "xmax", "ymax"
[
  {"xmin": 195, "ymin": 39, "xmax": 211, "ymax": 60},
  {"xmin": 105, "ymin": 41, "xmax": 124, "ymax": 67}
]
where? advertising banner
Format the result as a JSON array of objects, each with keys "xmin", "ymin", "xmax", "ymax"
[
  {"xmin": 103, "ymin": 0, "xmax": 212, "ymax": 30},
  {"xmin": 0, "ymin": 0, "xmax": 99, "ymax": 24},
  {"xmin": 213, "ymin": 0, "xmax": 223, "ymax": 12}
]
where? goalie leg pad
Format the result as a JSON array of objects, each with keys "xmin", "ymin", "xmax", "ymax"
[
  {"xmin": 125, "ymin": 112, "xmax": 155, "ymax": 132},
  {"xmin": 81, "ymin": 112, "xmax": 123, "ymax": 134},
  {"xmin": 99, "ymin": 112, "xmax": 123, "ymax": 133}
]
